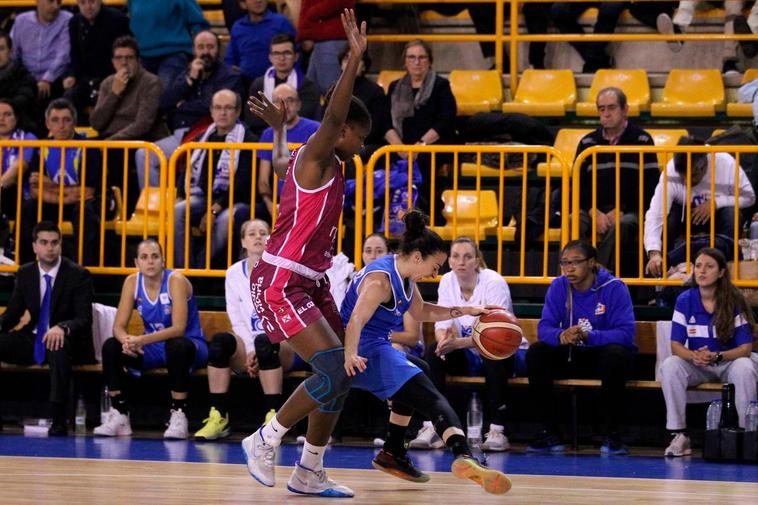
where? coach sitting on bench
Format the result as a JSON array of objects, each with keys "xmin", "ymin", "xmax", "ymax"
[
  {"xmin": 526, "ymin": 240, "xmax": 636, "ymax": 455},
  {"xmin": 0, "ymin": 221, "xmax": 94, "ymax": 436}
]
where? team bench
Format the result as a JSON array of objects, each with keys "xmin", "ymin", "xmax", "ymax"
[{"xmin": 0, "ymin": 311, "xmax": 723, "ymax": 394}]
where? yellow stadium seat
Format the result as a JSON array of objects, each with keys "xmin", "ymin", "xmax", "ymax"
[
  {"xmin": 711, "ymin": 128, "xmax": 726, "ymax": 138},
  {"xmin": 726, "ymin": 68, "xmax": 758, "ymax": 117},
  {"xmin": 650, "ymin": 69, "xmax": 724, "ymax": 117},
  {"xmin": 575, "ymin": 69, "xmax": 650, "ymax": 116},
  {"xmin": 449, "ymin": 70, "xmax": 503, "ymax": 115},
  {"xmin": 430, "ymin": 190, "xmax": 499, "ymax": 240},
  {"xmin": 419, "ymin": 9, "xmax": 471, "ymax": 23},
  {"xmin": 646, "ymin": 129, "xmax": 689, "ymax": 170},
  {"xmin": 376, "ymin": 70, "xmax": 405, "ymax": 95},
  {"xmin": 114, "ymin": 187, "xmax": 163, "ymax": 236},
  {"xmin": 502, "ymin": 69, "xmax": 576, "ymax": 116},
  {"xmin": 536, "ymin": 128, "xmax": 593, "ymax": 178},
  {"xmin": 460, "ymin": 162, "xmax": 524, "ymax": 178},
  {"xmin": 74, "ymin": 127, "xmax": 98, "ymax": 138}
]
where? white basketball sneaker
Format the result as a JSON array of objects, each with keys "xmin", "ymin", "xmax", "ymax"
[
  {"xmin": 287, "ymin": 463, "xmax": 354, "ymax": 498},
  {"xmin": 481, "ymin": 428, "xmax": 511, "ymax": 452},
  {"xmin": 93, "ymin": 408, "xmax": 132, "ymax": 437},
  {"xmin": 163, "ymin": 409, "xmax": 189, "ymax": 439},
  {"xmin": 409, "ymin": 422, "xmax": 444, "ymax": 449},
  {"xmin": 242, "ymin": 428, "xmax": 277, "ymax": 487}
]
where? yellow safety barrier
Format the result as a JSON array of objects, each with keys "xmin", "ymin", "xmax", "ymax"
[
  {"xmin": 362, "ymin": 144, "xmax": 570, "ymax": 284},
  {"xmin": 0, "ymin": 139, "xmax": 167, "ymax": 275},
  {"xmin": 571, "ymin": 144, "xmax": 758, "ymax": 287},
  {"xmin": 166, "ymin": 142, "xmax": 364, "ymax": 277},
  {"xmin": 359, "ymin": 0, "xmax": 758, "ymax": 95}
]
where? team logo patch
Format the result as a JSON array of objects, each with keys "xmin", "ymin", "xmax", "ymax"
[
  {"xmin": 689, "ymin": 316, "xmax": 696, "ymax": 324},
  {"xmin": 595, "ymin": 303, "xmax": 606, "ymax": 315},
  {"xmin": 282, "ymin": 314, "xmax": 291, "ymax": 324},
  {"xmin": 159, "ymin": 293, "xmax": 170, "ymax": 305},
  {"xmin": 688, "ymin": 327, "xmax": 698, "ymax": 335}
]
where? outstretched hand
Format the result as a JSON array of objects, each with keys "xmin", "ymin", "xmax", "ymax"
[
  {"xmin": 341, "ymin": 8, "xmax": 367, "ymax": 58},
  {"xmin": 248, "ymin": 91, "xmax": 286, "ymax": 132}
]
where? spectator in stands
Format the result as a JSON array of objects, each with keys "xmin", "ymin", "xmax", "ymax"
[
  {"xmin": 95, "ymin": 238, "xmax": 208, "ymax": 439},
  {"xmin": 660, "ymin": 247, "xmax": 758, "ymax": 457},
  {"xmin": 0, "ymin": 31, "xmax": 39, "ymax": 132},
  {"xmin": 19, "ymin": 99, "xmax": 102, "ymax": 266},
  {"xmin": 0, "ymin": 221, "xmax": 94, "ymax": 436},
  {"xmin": 195, "ymin": 219, "xmax": 269, "ymax": 440},
  {"xmin": 657, "ymin": 1, "xmax": 749, "ymax": 74},
  {"xmin": 256, "ymin": 83, "xmax": 320, "ymax": 218},
  {"xmin": 225, "ymin": 0, "xmax": 296, "ymax": 89},
  {"xmin": 550, "ymin": 2, "xmax": 620, "ymax": 72},
  {"xmin": 297, "ymin": 0, "xmax": 351, "ymax": 95},
  {"xmin": 385, "ymin": 40, "xmax": 457, "ymax": 211},
  {"xmin": 89, "ymin": 36, "xmax": 166, "ymax": 141},
  {"xmin": 410, "ymin": 237, "xmax": 523, "ymax": 453},
  {"xmin": 136, "ymin": 30, "xmax": 242, "ymax": 190},
  {"xmin": 10, "ymin": 0, "xmax": 72, "ymax": 102},
  {"xmin": 0, "ymin": 99, "xmax": 38, "ymax": 220},
  {"xmin": 644, "ymin": 137, "xmax": 756, "ymax": 278},
  {"xmin": 63, "ymin": 0, "xmax": 131, "ymax": 119},
  {"xmin": 244, "ymin": 33, "xmax": 320, "ymax": 136},
  {"xmin": 575, "ymin": 87, "xmax": 659, "ymax": 276},
  {"xmin": 733, "ymin": 5, "xmax": 758, "ymax": 59},
  {"xmin": 127, "ymin": 0, "xmax": 209, "ymax": 96},
  {"xmin": 338, "ymin": 47, "xmax": 388, "ymax": 160},
  {"xmin": 174, "ymin": 89, "xmax": 255, "ymax": 269},
  {"xmin": 527, "ymin": 240, "xmax": 636, "ymax": 455}
]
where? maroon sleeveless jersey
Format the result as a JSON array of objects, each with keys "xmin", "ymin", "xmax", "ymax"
[{"xmin": 264, "ymin": 145, "xmax": 344, "ymax": 273}]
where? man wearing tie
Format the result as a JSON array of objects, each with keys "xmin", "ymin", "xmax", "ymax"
[{"xmin": 0, "ymin": 221, "xmax": 94, "ymax": 435}]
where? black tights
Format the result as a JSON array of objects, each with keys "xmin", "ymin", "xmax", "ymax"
[{"xmin": 101, "ymin": 336, "xmax": 197, "ymax": 394}]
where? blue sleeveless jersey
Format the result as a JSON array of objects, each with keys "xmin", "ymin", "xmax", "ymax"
[
  {"xmin": 135, "ymin": 269, "xmax": 204, "ymax": 340},
  {"xmin": 340, "ymin": 255, "xmax": 422, "ymax": 400}
]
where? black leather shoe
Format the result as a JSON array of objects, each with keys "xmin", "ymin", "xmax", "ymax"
[{"xmin": 48, "ymin": 421, "xmax": 68, "ymax": 437}]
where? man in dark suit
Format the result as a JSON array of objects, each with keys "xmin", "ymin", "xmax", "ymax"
[{"xmin": 0, "ymin": 221, "xmax": 94, "ymax": 435}]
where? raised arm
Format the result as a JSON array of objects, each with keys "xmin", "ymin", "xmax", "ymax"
[
  {"xmin": 296, "ymin": 9, "xmax": 366, "ymax": 188},
  {"xmin": 248, "ymin": 92, "xmax": 290, "ymax": 180},
  {"xmin": 407, "ymin": 284, "xmax": 489, "ymax": 322}
]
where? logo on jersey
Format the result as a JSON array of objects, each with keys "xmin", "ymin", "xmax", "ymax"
[
  {"xmin": 595, "ymin": 303, "xmax": 606, "ymax": 315},
  {"xmin": 689, "ymin": 316, "xmax": 696, "ymax": 324},
  {"xmin": 296, "ymin": 300, "xmax": 314, "ymax": 315},
  {"xmin": 159, "ymin": 293, "xmax": 170, "ymax": 305}
]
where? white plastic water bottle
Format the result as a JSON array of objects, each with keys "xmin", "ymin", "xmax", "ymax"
[
  {"xmin": 746, "ymin": 401, "xmax": 758, "ymax": 432},
  {"xmin": 467, "ymin": 392, "xmax": 483, "ymax": 448},
  {"xmin": 75, "ymin": 395, "xmax": 86, "ymax": 434},
  {"xmin": 100, "ymin": 386, "xmax": 111, "ymax": 424},
  {"xmin": 706, "ymin": 399, "xmax": 722, "ymax": 431}
]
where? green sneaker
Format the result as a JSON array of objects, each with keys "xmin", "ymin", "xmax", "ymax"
[
  {"xmin": 194, "ymin": 407, "xmax": 230, "ymax": 440},
  {"xmin": 264, "ymin": 409, "xmax": 276, "ymax": 424}
]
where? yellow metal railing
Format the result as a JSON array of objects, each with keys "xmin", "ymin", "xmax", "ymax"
[
  {"xmin": 363, "ymin": 143, "xmax": 570, "ymax": 284},
  {"xmin": 0, "ymin": 139, "xmax": 167, "ymax": 275},
  {"xmin": 360, "ymin": 0, "xmax": 758, "ymax": 95},
  {"xmin": 166, "ymin": 142, "xmax": 364, "ymax": 277},
  {"xmin": 572, "ymin": 144, "xmax": 758, "ymax": 287}
]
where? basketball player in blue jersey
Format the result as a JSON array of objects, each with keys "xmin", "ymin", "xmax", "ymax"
[
  {"xmin": 341, "ymin": 210, "xmax": 512, "ymax": 495},
  {"xmin": 95, "ymin": 239, "xmax": 208, "ymax": 439}
]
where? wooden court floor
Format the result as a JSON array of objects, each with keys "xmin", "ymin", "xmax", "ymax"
[{"xmin": 0, "ymin": 456, "xmax": 756, "ymax": 504}]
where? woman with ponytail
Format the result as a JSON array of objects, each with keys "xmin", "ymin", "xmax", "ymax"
[
  {"xmin": 661, "ymin": 247, "xmax": 757, "ymax": 457},
  {"xmin": 341, "ymin": 210, "xmax": 512, "ymax": 495}
]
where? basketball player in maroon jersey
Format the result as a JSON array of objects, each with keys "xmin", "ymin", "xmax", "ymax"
[{"xmin": 241, "ymin": 9, "xmax": 372, "ymax": 498}]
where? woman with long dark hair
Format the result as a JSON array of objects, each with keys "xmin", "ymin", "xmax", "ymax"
[{"xmin": 661, "ymin": 247, "xmax": 757, "ymax": 457}]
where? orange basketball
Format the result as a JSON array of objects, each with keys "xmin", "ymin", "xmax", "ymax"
[{"xmin": 472, "ymin": 309, "xmax": 523, "ymax": 360}]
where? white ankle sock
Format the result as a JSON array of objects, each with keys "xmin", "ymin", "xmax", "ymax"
[
  {"xmin": 260, "ymin": 415, "xmax": 287, "ymax": 447},
  {"xmin": 300, "ymin": 441, "xmax": 326, "ymax": 472}
]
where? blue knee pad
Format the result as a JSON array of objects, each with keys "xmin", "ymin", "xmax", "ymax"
[
  {"xmin": 304, "ymin": 347, "xmax": 351, "ymax": 406},
  {"xmin": 319, "ymin": 392, "xmax": 348, "ymax": 413}
]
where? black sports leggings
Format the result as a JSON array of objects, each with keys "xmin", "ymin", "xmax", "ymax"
[
  {"xmin": 389, "ymin": 372, "xmax": 463, "ymax": 437},
  {"xmin": 101, "ymin": 336, "xmax": 197, "ymax": 393}
]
